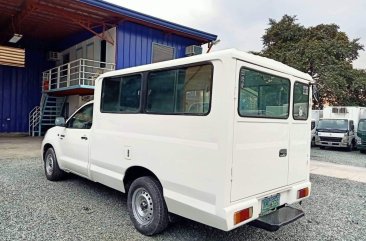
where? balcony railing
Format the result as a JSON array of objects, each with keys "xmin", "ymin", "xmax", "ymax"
[{"xmin": 42, "ymin": 58, "xmax": 115, "ymax": 92}]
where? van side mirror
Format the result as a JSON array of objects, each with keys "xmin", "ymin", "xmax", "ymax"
[{"xmin": 55, "ymin": 117, "xmax": 66, "ymax": 127}]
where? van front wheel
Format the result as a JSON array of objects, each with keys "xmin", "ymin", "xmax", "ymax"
[
  {"xmin": 44, "ymin": 147, "xmax": 65, "ymax": 181},
  {"xmin": 127, "ymin": 176, "xmax": 169, "ymax": 236}
]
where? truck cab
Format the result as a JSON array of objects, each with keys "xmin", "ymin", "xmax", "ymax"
[
  {"xmin": 356, "ymin": 119, "xmax": 366, "ymax": 153},
  {"xmin": 315, "ymin": 118, "xmax": 355, "ymax": 151}
]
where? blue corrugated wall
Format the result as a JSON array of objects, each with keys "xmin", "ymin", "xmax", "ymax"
[
  {"xmin": 0, "ymin": 48, "xmax": 51, "ymax": 133},
  {"xmin": 0, "ymin": 22, "xmax": 204, "ymax": 133},
  {"xmin": 116, "ymin": 21, "xmax": 200, "ymax": 69}
]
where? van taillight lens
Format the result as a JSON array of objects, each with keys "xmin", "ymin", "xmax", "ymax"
[
  {"xmin": 234, "ymin": 207, "xmax": 253, "ymax": 225},
  {"xmin": 297, "ymin": 187, "xmax": 309, "ymax": 199}
]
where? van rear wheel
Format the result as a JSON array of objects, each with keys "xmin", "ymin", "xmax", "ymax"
[{"xmin": 127, "ymin": 176, "xmax": 169, "ymax": 236}]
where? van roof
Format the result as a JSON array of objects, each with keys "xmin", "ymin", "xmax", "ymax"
[{"xmin": 101, "ymin": 49, "xmax": 313, "ymax": 82}]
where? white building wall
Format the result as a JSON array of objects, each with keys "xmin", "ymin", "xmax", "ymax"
[
  {"xmin": 58, "ymin": 27, "xmax": 116, "ymax": 65},
  {"xmin": 67, "ymin": 95, "xmax": 94, "ymax": 117},
  {"xmin": 59, "ymin": 28, "xmax": 115, "ymax": 116}
]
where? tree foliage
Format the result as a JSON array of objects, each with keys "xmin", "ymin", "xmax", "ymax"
[{"xmin": 257, "ymin": 15, "xmax": 365, "ymax": 107}]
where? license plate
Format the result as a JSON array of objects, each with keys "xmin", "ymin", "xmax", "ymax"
[{"xmin": 261, "ymin": 193, "xmax": 280, "ymax": 216}]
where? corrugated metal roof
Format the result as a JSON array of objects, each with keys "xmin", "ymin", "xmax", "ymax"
[
  {"xmin": 0, "ymin": 0, "xmax": 217, "ymax": 44},
  {"xmin": 78, "ymin": 0, "xmax": 217, "ymax": 42}
]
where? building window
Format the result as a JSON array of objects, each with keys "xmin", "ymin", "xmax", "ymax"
[
  {"xmin": 238, "ymin": 68, "xmax": 290, "ymax": 119},
  {"xmin": 293, "ymin": 82, "xmax": 309, "ymax": 120},
  {"xmin": 152, "ymin": 43, "xmax": 175, "ymax": 63},
  {"xmin": 101, "ymin": 75, "xmax": 142, "ymax": 113},
  {"xmin": 146, "ymin": 64, "xmax": 213, "ymax": 115}
]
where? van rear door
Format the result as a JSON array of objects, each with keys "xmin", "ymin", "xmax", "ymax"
[
  {"xmin": 288, "ymin": 81, "xmax": 311, "ymax": 184},
  {"xmin": 231, "ymin": 64, "xmax": 290, "ymax": 202}
]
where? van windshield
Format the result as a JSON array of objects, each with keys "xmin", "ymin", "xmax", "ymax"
[
  {"xmin": 359, "ymin": 119, "xmax": 366, "ymax": 131},
  {"xmin": 317, "ymin": 119, "xmax": 348, "ymax": 132}
]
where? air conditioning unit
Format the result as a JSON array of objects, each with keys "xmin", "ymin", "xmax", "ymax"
[
  {"xmin": 48, "ymin": 51, "xmax": 61, "ymax": 61},
  {"xmin": 185, "ymin": 45, "xmax": 203, "ymax": 56}
]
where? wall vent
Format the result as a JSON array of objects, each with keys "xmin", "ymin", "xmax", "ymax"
[
  {"xmin": 0, "ymin": 45, "xmax": 25, "ymax": 67},
  {"xmin": 152, "ymin": 43, "xmax": 175, "ymax": 63}
]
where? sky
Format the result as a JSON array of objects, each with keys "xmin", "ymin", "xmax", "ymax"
[{"xmin": 106, "ymin": 0, "xmax": 366, "ymax": 69}]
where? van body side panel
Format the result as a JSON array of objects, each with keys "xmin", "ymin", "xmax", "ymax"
[{"xmin": 89, "ymin": 60, "xmax": 235, "ymax": 227}]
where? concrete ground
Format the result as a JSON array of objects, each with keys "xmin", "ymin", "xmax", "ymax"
[
  {"xmin": 0, "ymin": 136, "xmax": 42, "ymax": 159},
  {"xmin": 311, "ymin": 160, "xmax": 366, "ymax": 183}
]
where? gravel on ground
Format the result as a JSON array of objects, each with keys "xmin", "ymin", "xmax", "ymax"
[{"xmin": 1, "ymin": 157, "xmax": 365, "ymax": 241}]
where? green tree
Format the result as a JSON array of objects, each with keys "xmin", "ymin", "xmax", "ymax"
[{"xmin": 256, "ymin": 15, "xmax": 365, "ymax": 107}]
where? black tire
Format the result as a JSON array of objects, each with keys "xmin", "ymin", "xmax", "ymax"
[
  {"xmin": 360, "ymin": 150, "xmax": 366, "ymax": 154},
  {"xmin": 127, "ymin": 176, "xmax": 169, "ymax": 236},
  {"xmin": 44, "ymin": 147, "xmax": 66, "ymax": 181},
  {"xmin": 320, "ymin": 146, "xmax": 325, "ymax": 150}
]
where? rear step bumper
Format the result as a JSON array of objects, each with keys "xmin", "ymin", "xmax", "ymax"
[{"xmin": 249, "ymin": 206, "xmax": 304, "ymax": 232}]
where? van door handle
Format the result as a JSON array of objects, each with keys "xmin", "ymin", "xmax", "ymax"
[
  {"xmin": 279, "ymin": 149, "xmax": 287, "ymax": 157},
  {"xmin": 81, "ymin": 136, "xmax": 88, "ymax": 140}
]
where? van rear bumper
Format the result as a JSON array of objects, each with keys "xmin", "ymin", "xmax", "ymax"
[
  {"xmin": 166, "ymin": 180, "xmax": 311, "ymax": 232},
  {"xmin": 223, "ymin": 181, "xmax": 311, "ymax": 231}
]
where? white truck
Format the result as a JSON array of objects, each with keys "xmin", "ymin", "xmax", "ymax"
[
  {"xmin": 41, "ymin": 49, "xmax": 312, "ymax": 236},
  {"xmin": 315, "ymin": 106, "xmax": 366, "ymax": 151}
]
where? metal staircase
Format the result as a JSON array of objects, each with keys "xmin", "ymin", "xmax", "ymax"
[{"xmin": 29, "ymin": 94, "xmax": 66, "ymax": 136}]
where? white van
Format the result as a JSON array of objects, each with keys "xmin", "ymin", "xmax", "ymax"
[{"xmin": 41, "ymin": 49, "xmax": 312, "ymax": 236}]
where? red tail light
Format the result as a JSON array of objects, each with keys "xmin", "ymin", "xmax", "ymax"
[
  {"xmin": 297, "ymin": 187, "xmax": 309, "ymax": 199},
  {"xmin": 234, "ymin": 207, "xmax": 253, "ymax": 225}
]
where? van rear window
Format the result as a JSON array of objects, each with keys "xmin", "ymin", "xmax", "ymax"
[
  {"xmin": 238, "ymin": 68, "xmax": 290, "ymax": 119},
  {"xmin": 293, "ymin": 82, "xmax": 309, "ymax": 120}
]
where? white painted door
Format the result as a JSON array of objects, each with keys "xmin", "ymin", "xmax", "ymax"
[
  {"xmin": 59, "ymin": 103, "xmax": 93, "ymax": 178},
  {"xmin": 288, "ymin": 81, "xmax": 311, "ymax": 184},
  {"xmin": 231, "ymin": 63, "xmax": 290, "ymax": 201}
]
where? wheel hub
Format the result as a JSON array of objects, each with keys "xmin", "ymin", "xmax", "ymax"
[
  {"xmin": 45, "ymin": 154, "xmax": 54, "ymax": 175},
  {"xmin": 132, "ymin": 188, "xmax": 154, "ymax": 225}
]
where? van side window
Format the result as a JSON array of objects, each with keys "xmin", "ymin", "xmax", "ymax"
[
  {"xmin": 293, "ymin": 82, "xmax": 309, "ymax": 120},
  {"xmin": 146, "ymin": 64, "xmax": 213, "ymax": 115},
  {"xmin": 101, "ymin": 75, "xmax": 142, "ymax": 113},
  {"xmin": 238, "ymin": 68, "xmax": 290, "ymax": 119}
]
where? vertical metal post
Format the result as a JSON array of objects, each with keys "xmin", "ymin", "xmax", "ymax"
[
  {"xmin": 57, "ymin": 66, "xmax": 60, "ymax": 89},
  {"xmin": 48, "ymin": 70, "xmax": 51, "ymax": 90},
  {"xmin": 83, "ymin": 59, "xmax": 85, "ymax": 85},
  {"xmin": 67, "ymin": 63, "xmax": 71, "ymax": 87},
  {"xmin": 79, "ymin": 59, "xmax": 82, "ymax": 86}
]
